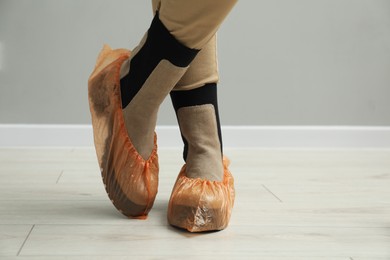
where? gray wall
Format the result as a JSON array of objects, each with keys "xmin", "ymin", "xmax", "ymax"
[{"xmin": 1, "ymin": 0, "xmax": 389, "ymax": 126}]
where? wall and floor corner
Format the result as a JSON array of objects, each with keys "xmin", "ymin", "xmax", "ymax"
[{"xmin": 0, "ymin": 0, "xmax": 390, "ymax": 147}]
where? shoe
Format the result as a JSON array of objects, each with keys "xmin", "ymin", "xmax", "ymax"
[
  {"xmin": 168, "ymin": 158, "xmax": 235, "ymax": 232},
  {"xmin": 88, "ymin": 12, "xmax": 199, "ymax": 218},
  {"xmin": 88, "ymin": 45, "xmax": 159, "ymax": 218}
]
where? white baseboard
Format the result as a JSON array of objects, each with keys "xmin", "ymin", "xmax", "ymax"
[{"xmin": 0, "ymin": 124, "xmax": 390, "ymax": 148}]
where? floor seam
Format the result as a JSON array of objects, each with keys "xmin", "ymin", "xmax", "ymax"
[
  {"xmin": 17, "ymin": 224, "xmax": 35, "ymax": 256},
  {"xmin": 262, "ymin": 184, "xmax": 283, "ymax": 203},
  {"xmin": 56, "ymin": 170, "xmax": 64, "ymax": 184}
]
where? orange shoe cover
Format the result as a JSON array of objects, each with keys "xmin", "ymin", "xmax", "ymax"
[
  {"xmin": 88, "ymin": 45, "xmax": 159, "ymax": 219},
  {"xmin": 168, "ymin": 158, "xmax": 235, "ymax": 232}
]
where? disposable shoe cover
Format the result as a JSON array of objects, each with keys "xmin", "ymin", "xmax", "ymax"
[
  {"xmin": 168, "ymin": 158, "xmax": 235, "ymax": 232},
  {"xmin": 88, "ymin": 45, "xmax": 159, "ymax": 218}
]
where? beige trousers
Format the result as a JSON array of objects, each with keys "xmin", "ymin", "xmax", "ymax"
[{"xmin": 152, "ymin": 0, "xmax": 237, "ymax": 90}]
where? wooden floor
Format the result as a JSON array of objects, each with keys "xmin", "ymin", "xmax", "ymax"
[{"xmin": 0, "ymin": 147, "xmax": 389, "ymax": 259}]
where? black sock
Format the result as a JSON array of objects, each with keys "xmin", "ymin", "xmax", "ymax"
[
  {"xmin": 170, "ymin": 83, "xmax": 223, "ymax": 161},
  {"xmin": 120, "ymin": 12, "xmax": 199, "ymax": 109}
]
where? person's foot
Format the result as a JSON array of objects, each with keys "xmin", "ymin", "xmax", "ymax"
[
  {"xmin": 167, "ymin": 158, "xmax": 235, "ymax": 232},
  {"xmin": 88, "ymin": 13, "xmax": 199, "ymax": 219},
  {"xmin": 168, "ymin": 85, "xmax": 235, "ymax": 232},
  {"xmin": 88, "ymin": 45, "xmax": 159, "ymax": 218}
]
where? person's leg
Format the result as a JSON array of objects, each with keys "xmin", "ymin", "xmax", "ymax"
[
  {"xmin": 89, "ymin": 11, "xmax": 198, "ymax": 219},
  {"xmin": 88, "ymin": 0, "xmax": 236, "ymax": 219},
  {"xmin": 119, "ymin": 12, "xmax": 198, "ymax": 160},
  {"xmin": 167, "ymin": 36, "xmax": 235, "ymax": 232},
  {"xmin": 167, "ymin": 31, "xmax": 236, "ymax": 231},
  {"xmin": 120, "ymin": 0, "xmax": 237, "ymax": 160},
  {"xmin": 170, "ymin": 36, "xmax": 223, "ymax": 182},
  {"xmin": 156, "ymin": 0, "xmax": 237, "ymax": 49}
]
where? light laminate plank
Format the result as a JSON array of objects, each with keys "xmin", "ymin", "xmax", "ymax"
[
  {"xmin": 0, "ymin": 225, "xmax": 33, "ymax": 257},
  {"xmin": 2, "ymin": 256, "xmax": 353, "ymax": 260},
  {"xmin": 350, "ymin": 254, "xmax": 390, "ymax": 260},
  {"xmin": 0, "ymin": 183, "xmax": 107, "ymax": 201},
  {"xmin": 259, "ymin": 183, "xmax": 390, "ymax": 204},
  {"xmin": 0, "ymin": 148, "xmax": 73, "ymax": 161},
  {"xmin": 0, "ymin": 169, "xmax": 61, "ymax": 184},
  {"xmin": 233, "ymin": 167, "xmax": 390, "ymax": 185},
  {"xmin": 19, "ymin": 224, "xmax": 389, "ymax": 258}
]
